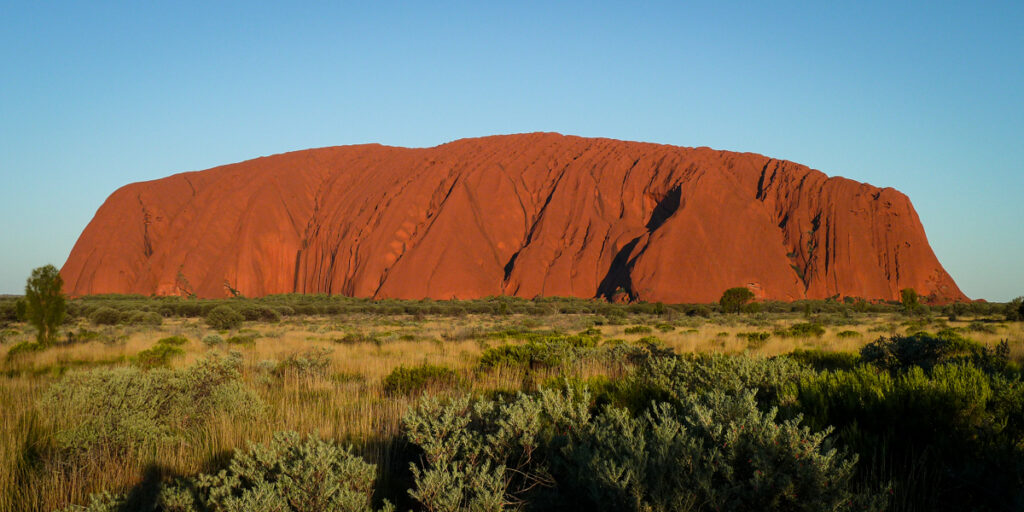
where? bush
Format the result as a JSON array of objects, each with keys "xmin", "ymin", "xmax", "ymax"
[
  {"xmin": 624, "ymin": 325, "xmax": 653, "ymax": 335},
  {"xmin": 737, "ymin": 331, "xmax": 771, "ymax": 348},
  {"xmin": 5, "ymin": 340, "xmax": 43, "ymax": 361},
  {"xmin": 785, "ymin": 349, "xmax": 861, "ymax": 372},
  {"xmin": 275, "ymin": 347, "xmax": 333, "ymax": 379},
  {"xmin": 478, "ymin": 333, "xmax": 599, "ymax": 369},
  {"xmin": 719, "ymin": 287, "xmax": 755, "ymax": 314},
  {"xmin": 40, "ymin": 352, "xmax": 260, "ymax": 453},
  {"xmin": 121, "ymin": 310, "xmax": 163, "ymax": 326},
  {"xmin": 135, "ymin": 343, "xmax": 185, "ymax": 369},
  {"xmin": 226, "ymin": 333, "xmax": 257, "ymax": 345},
  {"xmin": 383, "ymin": 364, "xmax": 457, "ymax": 396},
  {"xmin": 206, "ymin": 305, "xmax": 244, "ymax": 330},
  {"xmin": 403, "ymin": 388, "xmax": 875, "ymax": 512},
  {"xmin": 158, "ymin": 431, "xmax": 393, "ymax": 512},
  {"xmin": 614, "ymin": 353, "xmax": 811, "ymax": 412},
  {"xmin": 333, "ymin": 332, "xmax": 379, "ymax": 345},
  {"xmin": 566, "ymin": 392, "xmax": 872, "ymax": 512},
  {"xmin": 90, "ymin": 307, "xmax": 121, "ymax": 326},
  {"xmin": 157, "ymin": 335, "xmax": 189, "ymax": 346},
  {"xmin": 775, "ymin": 322, "xmax": 825, "ymax": 338},
  {"xmin": 859, "ymin": 331, "xmax": 1006, "ymax": 374},
  {"xmin": 792, "ymin": 363, "xmax": 1024, "ymax": 511},
  {"xmin": 836, "ymin": 330, "xmax": 861, "ymax": 338},
  {"xmin": 202, "ymin": 334, "xmax": 224, "ymax": 347}
]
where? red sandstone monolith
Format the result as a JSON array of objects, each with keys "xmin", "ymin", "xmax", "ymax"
[{"xmin": 60, "ymin": 133, "xmax": 967, "ymax": 303}]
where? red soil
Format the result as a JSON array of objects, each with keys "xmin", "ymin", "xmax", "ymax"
[{"xmin": 60, "ymin": 133, "xmax": 967, "ymax": 303}]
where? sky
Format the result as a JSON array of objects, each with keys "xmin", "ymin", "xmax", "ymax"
[{"xmin": 0, "ymin": 1, "xmax": 1021, "ymax": 301}]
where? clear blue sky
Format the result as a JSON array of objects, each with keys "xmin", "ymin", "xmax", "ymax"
[{"xmin": 1, "ymin": 2, "xmax": 1021, "ymax": 300}]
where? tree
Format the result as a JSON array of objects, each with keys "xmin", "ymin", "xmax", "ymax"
[
  {"xmin": 206, "ymin": 305, "xmax": 244, "ymax": 330},
  {"xmin": 900, "ymin": 288, "xmax": 923, "ymax": 316},
  {"xmin": 719, "ymin": 287, "xmax": 755, "ymax": 314},
  {"xmin": 25, "ymin": 264, "xmax": 66, "ymax": 346},
  {"xmin": 1008, "ymin": 297, "xmax": 1024, "ymax": 322}
]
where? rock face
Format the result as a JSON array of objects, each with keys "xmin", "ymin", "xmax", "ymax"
[{"xmin": 61, "ymin": 133, "xmax": 967, "ymax": 303}]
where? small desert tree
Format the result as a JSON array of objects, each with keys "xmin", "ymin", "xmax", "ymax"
[
  {"xmin": 900, "ymin": 288, "xmax": 924, "ymax": 316},
  {"xmin": 1007, "ymin": 296, "xmax": 1024, "ymax": 322},
  {"xmin": 719, "ymin": 287, "xmax": 755, "ymax": 314},
  {"xmin": 25, "ymin": 264, "xmax": 66, "ymax": 346}
]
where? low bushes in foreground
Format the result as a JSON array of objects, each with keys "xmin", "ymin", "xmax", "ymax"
[
  {"xmin": 40, "ymin": 352, "xmax": 261, "ymax": 454},
  {"xmin": 64, "ymin": 432, "xmax": 393, "ymax": 512}
]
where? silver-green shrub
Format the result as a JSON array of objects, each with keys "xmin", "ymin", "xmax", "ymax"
[
  {"xmin": 60, "ymin": 432, "xmax": 392, "ymax": 512},
  {"xmin": 55, "ymin": 491, "xmax": 123, "ymax": 512},
  {"xmin": 404, "ymin": 386, "xmax": 876, "ymax": 512},
  {"xmin": 404, "ymin": 389, "xmax": 591, "ymax": 511},
  {"xmin": 565, "ymin": 392, "xmax": 872, "ymax": 511},
  {"xmin": 40, "ymin": 351, "xmax": 260, "ymax": 453},
  {"xmin": 159, "ymin": 431, "xmax": 393, "ymax": 512}
]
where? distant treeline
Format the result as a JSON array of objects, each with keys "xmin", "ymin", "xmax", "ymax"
[{"xmin": 0, "ymin": 293, "xmax": 1018, "ymax": 325}]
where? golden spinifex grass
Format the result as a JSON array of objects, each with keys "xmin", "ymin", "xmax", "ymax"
[{"xmin": 0, "ymin": 310, "xmax": 1021, "ymax": 511}]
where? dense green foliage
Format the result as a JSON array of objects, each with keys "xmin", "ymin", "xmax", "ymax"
[
  {"xmin": 403, "ymin": 388, "xmax": 876, "ymax": 511},
  {"xmin": 205, "ymin": 305, "xmax": 244, "ymax": 330},
  {"xmin": 478, "ymin": 331, "xmax": 600, "ymax": 369},
  {"xmin": 383, "ymin": 364, "xmax": 458, "ymax": 396},
  {"xmin": 719, "ymin": 287, "xmax": 755, "ymax": 314},
  {"xmin": 24, "ymin": 265, "xmax": 66, "ymax": 346},
  {"xmin": 900, "ymin": 288, "xmax": 925, "ymax": 316},
  {"xmin": 774, "ymin": 322, "xmax": 825, "ymax": 338},
  {"xmin": 40, "ymin": 352, "xmax": 260, "ymax": 454},
  {"xmin": 860, "ymin": 330, "xmax": 1011, "ymax": 373}
]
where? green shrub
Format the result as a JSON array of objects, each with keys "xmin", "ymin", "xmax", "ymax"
[
  {"xmin": 89, "ymin": 307, "xmax": 121, "ymax": 326},
  {"xmin": 565, "ymin": 392, "xmax": 873, "ymax": 512},
  {"xmin": 382, "ymin": 364, "xmax": 458, "ymax": 396},
  {"xmin": 158, "ymin": 431, "xmax": 393, "ymax": 512},
  {"xmin": 859, "ymin": 331, "xmax": 1006, "ymax": 374},
  {"xmin": 967, "ymin": 321, "xmax": 998, "ymax": 334},
  {"xmin": 40, "ymin": 352, "xmax": 260, "ymax": 453},
  {"xmin": 274, "ymin": 347, "xmax": 333, "ymax": 379},
  {"xmin": 791, "ymin": 363, "xmax": 1024, "ymax": 511},
  {"xmin": 654, "ymin": 323, "xmax": 675, "ymax": 332},
  {"xmin": 624, "ymin": 325, "xmax": 653, "ymax": 335},
  {"xmin": 614, "ymin": 353, "xmax": 811, "ymax": 412},
  {"xmin": 121, "ymin": 310, "xmax": 163, "ymax": 326},
  {"xmin": 56, "ymin": 492, "xmax": 124, "ymax": 512},
  {"xmin": 5, "ymin": 341, "xmax": 43, "ymax": 361},
  {"xmin": 202, "ymin": 334, "xmax": 224, "ymax": 347},
  {"xmin": 737, "ymin": 331, "xmax": 771, "ymax": 348},
  {"xmin": 332, "ymin": 332, "xmax": 379, "ymax": 345},
  {"xmin": 206, "ymin": 305, "xmax": 244, "ymax": 330},
  {"xmin": 404, "ymin": 388, "xmax": 875, "ymax": 512},
  {"xmin": 719, "ymin": 286, "xmax": 755, "ymax": 314},
  {"xmin": 226, "ymin": 333, "xmax": 257, "ymax": 345},
  {"xmin": 775, "ymin": 322, "xmax": 826, "ymax": 338},
  {"xmin": 836, "ymin": 330, "xmax": 861, "ymax": 338},
  {"xmin": 157, "ymin": 335, "xmax": 188, "ymax": 346},
  {"xmin": 478, "ymin": 333, "xmax": 599, "ymax": 369},
  {"xmin": 785, "ymin": 349, "xmax": 861, "ymax": 372},
  {"xmin": 135, "ymin": 343, "xmax": 185, "ymax": 369}
]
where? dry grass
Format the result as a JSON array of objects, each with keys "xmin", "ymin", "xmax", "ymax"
[{"xmin": 1, "ymin": 311, "xmax": 1021, "ymax": 511}]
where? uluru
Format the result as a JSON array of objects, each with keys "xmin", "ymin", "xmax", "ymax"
[{"xmin": 60, "ymin": 133, "xmax": 966, "ymax": 303}]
